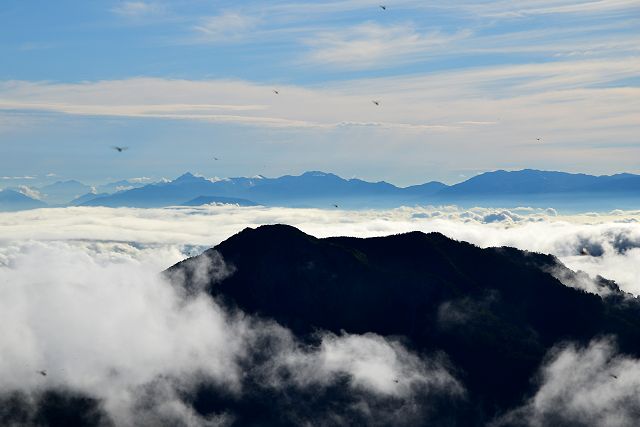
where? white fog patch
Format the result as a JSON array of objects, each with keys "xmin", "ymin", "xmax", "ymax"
[
  {"xmin": 264, "ymin": 331, "xmax": 462, "ymax": 398},
  {"xmin": 0, "ymin": 243, "xmax": 248, "ymax": 425},
  {"xmin": 492, "ymin": 339, "xmax": 640, "ymax": 427}
]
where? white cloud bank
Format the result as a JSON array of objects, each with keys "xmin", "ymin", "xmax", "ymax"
[{"xmin": 1, "ymin": 204, "xmax": 640, "ymax": 293}]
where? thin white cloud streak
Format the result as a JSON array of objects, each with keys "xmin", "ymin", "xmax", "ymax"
[
  {"xmin": 0, "ymin": 56, "xmax": 638, "ymax": 141},
  {"xmin": 193, "ymin": 11, "xmax": 260, "ymax": 43},
  {"xmin": 2, "ymin": 205, "xmax": 640, "ymax": 294},
  {"xmin": 111, "ymin": 1, "xmax": 164, "ymax": 17},
  {"xmin": 304, "ymin": 23, "xmax": 470, "ymax": 70},
  {"xmin": 493, "ymin": 0, "xmax": 640, "ymax": 17}
]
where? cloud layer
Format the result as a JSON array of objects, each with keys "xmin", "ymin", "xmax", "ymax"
[{"xmin": 2, "ymin": 204, "xmax": 640, "ymax": 293}]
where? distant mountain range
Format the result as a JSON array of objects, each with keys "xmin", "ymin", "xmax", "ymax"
[{"xmin": 2, "ymin": 169, "xmax": 640, "ymax": 211}]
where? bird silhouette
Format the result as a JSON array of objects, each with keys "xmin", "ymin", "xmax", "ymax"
[
  {"xmin": 380, "ymin": 5, "xmax": 387, "ymax": 10},
  {"xmin": 393, "ymin": 379, "xmax": 399, "ymax": 383},
  {"xmin": 273, "ymin": 89, "xmax": 279, "ymax": 95},
  {"xmin": 610, "ymin": 374, "xmax": 618, "ymax": 379},
  {"xmin": 333, "ymin": 204, "xmax": 339, "ymax": 208},
  {"xmin": 112, "ymin": 146, "xmax": 128, "ymax": 152},
  {"xmin": 372, "ymin": 100, "xmax": 380, "ymax": 106},
  {"xmin": 38, "ymin": 370, "xmax": 47, "ymax": 377},
  {"xmin": 536, "ymin": 138, "xmax": 542, "ymax": 142},
  {"xmin": 213, "ymin": 157, "xmax": 219, "ymax": 161}
]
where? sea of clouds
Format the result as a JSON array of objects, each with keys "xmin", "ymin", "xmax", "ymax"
[{"xmin": 2, "ymin": 205, "xmax": 640, "ymax": 425}]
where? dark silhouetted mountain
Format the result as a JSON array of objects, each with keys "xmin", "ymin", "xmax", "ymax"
[
  {"xmin": 167, "ymin": 225, "xmax": 640, "ymax": 426},
  {"xmin": 180, "ymin": 195, "xmax": 259, "ymax": 207},
  {"xmin": 40, "ymin": 180, "xmax": 92, "ymax": 205},
  {"xmin": 0, "ymin": 189, "xmax": 47, "ymax": 211}
]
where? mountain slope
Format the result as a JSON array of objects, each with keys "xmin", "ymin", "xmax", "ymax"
[
  {"xmin": 40, "ymin": 180, "xmax": 92, "ymax": 205},
  {"xmin": 168, "ymin": 225, "xmax": 640, "ymax": 425},
  {"xmin": 0, "ymin": 189, "xmax": 47, "ymax": 211},
  {"xmin": 438, "ymin": 169, "xmax": 640, "ymax": 196}
]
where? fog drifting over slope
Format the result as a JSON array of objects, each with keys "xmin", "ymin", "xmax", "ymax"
[{"xmin": 0, "ymin": 206, "xmax": 475, "ymax": 425}]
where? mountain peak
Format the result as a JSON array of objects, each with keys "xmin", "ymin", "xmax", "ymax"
[
  {"xmin": 301, "ymin": 171, "xmax": 337, "ymax": 178},
  {"xmin": 173, "ymin": 172, "xmax": 203, "ymax": 183}
]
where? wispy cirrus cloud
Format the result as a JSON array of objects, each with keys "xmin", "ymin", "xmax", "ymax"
[
  {"xmin": 192, "ymin": 11, "xmax": 261, "ymax": 43},
  {"xmin": 304, "ymin": 23, "xmax": 470, "ymax": 70},
  {"xmin": 111, "ymin": 1, "xmax": 163, "ymax": 17},
  {"xmin": 1, "ymin": 56, "xmax": 637, "ymax": 135}
]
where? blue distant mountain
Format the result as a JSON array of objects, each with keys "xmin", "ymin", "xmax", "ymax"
[
  {"xmin": 439, "ymin": 169, "xmax": 640, "ymax": 195},
  {"xmin": 96, "ymin": 179, "xmax": 150, "ymax": 194},
  {"xmin": 78, "ymin": 169, "xmax": 640, "ymax": 211},
  {"xmin": 0, "ymin": 189, "xmax": 47, "ymax": 211},
  {"xmin": 81, "ymin": 171, "xmax": 446, "ymax": 209},
  {"xmin": 434, "ymin": 169, "xmax": 640, "ymax": 211},
  {"xmin": 40, "ymin": 180, "xmax": 92, "ymax": 205},
  {"xmin": 3, "ymin": 169, "xmax": 639, "ymax": 212},
  {"xmin": 68, "ymin": 192, "xmax": 110, "ymax": 206}
]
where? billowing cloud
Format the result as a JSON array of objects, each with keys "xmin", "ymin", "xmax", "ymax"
[
  {"xmin": 492, "ymin": 338, "xmax": 640, "ymax": 427},
  {"xmin": 0, "ymin": 242, "xmax": 245, "ymax": 425}
]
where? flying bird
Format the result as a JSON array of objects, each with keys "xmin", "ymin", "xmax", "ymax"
[
  {"xmin": 393, "ymin": 379, "xmax": 399, "ymax": 383},
  {"xmin": 112, "ymin": 146, "xmax": 128, "ymax": 152},
  {"xmin": 333, "ymin": 204, "xmax": 339, "ymax": 208},
  {"xmin": 213, "ymin": 157, "xmax": 219, "ymax": 161},
  {"xmin": 380, "ymin": 5, "xmax": 387, "ymax": 10},
  {"xmin": 372, "ymin": 100, "xmax": 380, "ymax": 106},
  {"xmin": 536, "ymin": 138, "xmax": 542, "ymax": 142},
  {"xmin": 610, "ymin": 374, "xmax": 618, "ymax": 379},
  {"xmin": 273, "ymin": 89, "xmax": 279, "ymax": 95},
  {"xmin": 38, "ymin": 370, "xmax": 47, "ymax": 377}
]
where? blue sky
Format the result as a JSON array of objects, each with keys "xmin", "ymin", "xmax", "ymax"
[{"xmin": 1, "ymin": 0, "xmax": 639, "ymax": 186}]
